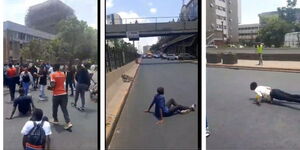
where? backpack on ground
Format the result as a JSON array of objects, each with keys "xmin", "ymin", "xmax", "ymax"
[{"xmin": 25, "ymin": 121, "xmax": 46, "ymax": 149}]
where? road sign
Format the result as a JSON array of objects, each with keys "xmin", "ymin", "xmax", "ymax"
[{"xmin": 126, "ymin": 31, "xmax": 139, "ymax": 41}]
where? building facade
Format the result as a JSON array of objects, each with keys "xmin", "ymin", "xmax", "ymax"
[
  {"xmin": 259, "ymin": 9, "xmax": 300, "ymax": 25},
  {"xmin": 284, "ymin": 32, "xmax": 300, "ymax": 48},
  {"xmin": 106, "ymin": 14, "xmax": 123, "ymax": 25},
  {"xmin": 3, "ymin": 21, "xmax": 55, "ymax": 63},
  {"xmin": 238, "ymin": 23, "xmax": 260, "ymax": 45},
  {"xmin": 25, "ymin": 0, "xmax": 75, "ymax": 34},
  {"xmin": 206, "ymin": 0, "xmax": 241, "ymax": 45}
]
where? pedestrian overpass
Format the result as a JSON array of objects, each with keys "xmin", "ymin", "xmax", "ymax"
[{"xmin": 106, "ymin": 21, "xmax": 198, "ymax": 39}]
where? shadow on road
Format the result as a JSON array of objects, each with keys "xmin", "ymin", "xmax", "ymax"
[{"xmin": 248, "ymin": 98, "xmax": 300, "ymax": 111}]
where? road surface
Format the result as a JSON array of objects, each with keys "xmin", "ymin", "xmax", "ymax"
[
  {"xmin": 4, "ymin": 71, "xmax": 98, "ymax": 150},
  {"xmin": 108, "ymin": 59, "xmax": 198, "ymax": 149},
  {"xmin": 207, "ymin": 68, "xmax": 300, "ymax": 150},
  {"xmin": 207, "ymin": 48, "xmax": 300, "ymax": 54}
]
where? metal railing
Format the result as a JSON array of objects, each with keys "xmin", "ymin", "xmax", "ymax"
[{"xmin": 105, "ymin": 45, "xmax": 138, "ymax": 73}]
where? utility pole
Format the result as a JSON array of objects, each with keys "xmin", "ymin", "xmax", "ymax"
[{"xmin": 221, "ymin": 21, "xmax": 224, "ymax": 42}]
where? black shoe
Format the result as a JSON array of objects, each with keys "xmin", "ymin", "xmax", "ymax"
[
  {"xmin": 70, "ymin": 94, "xmax": 74, "ymax": 96},
  {"xmin": 71, "ymin": 102, "xmax": 77, "ymax": 107}
]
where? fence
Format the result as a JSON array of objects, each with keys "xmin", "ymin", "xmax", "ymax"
[{"xmin": 105, "ymin": 45, "xmax": 138, "ymax": 73}]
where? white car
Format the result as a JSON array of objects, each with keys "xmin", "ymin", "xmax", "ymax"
[{"xmin": 165, "ymin": 54, "xmax": 178, "ymax": 60}]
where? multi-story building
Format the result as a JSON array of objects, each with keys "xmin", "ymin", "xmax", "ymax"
[
  {"xmin": 206, "ymin": 0, "xmax": 241, "ymax": 45},
  {"xmin": 3, "ymin": 21, "xmax": 55, "ymax": 63},
  {"xmin": 106, "ymin": 14, "xmax": 122, "ymax": 25},
  {"xmin": 25, "ymin": 0, "xmax": 75, "ymax": 34},
  {"xmin": 238, "ymin": 23, "xmax": 260, "ymax": 45},
  {"xmin": 259, "ymin": 9, "xmax": 300, "ymax": 25}
]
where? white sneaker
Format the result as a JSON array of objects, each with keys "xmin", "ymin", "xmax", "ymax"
[
  {"xmin": 180, "ymin": 109, "xmax": 191, "ymax": 114},
  {"xmin": 206, "ymin": 130, "xmax": 210, "ymax": 137},
  {"xmin": 190, "ymin": 104, "xmax": 196, "ymax": 111}
]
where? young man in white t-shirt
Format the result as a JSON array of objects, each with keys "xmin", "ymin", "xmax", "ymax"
[
  {"xmin": 21, "ymin": 108, "xmax": 51, "ymax": 150},
  {"xmin": 250, "ymin": 82, "xmax": 300, "ymax": 105}
]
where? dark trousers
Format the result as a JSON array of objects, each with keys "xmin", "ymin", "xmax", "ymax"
[
  {"xmin": 52, "ymin": 94, "xmax": 70, "ymax": 123},
  {"xmin": 258, "ymin": 53, "xmax": 263, "ymax": 65},
  {"xmin": 270, "ymin": 89, "xmax": 300, "ymax": 103},
  {"xmin": 75, "ymin": 83, "xmax": 88, "ymax": 107},
  {"xmin": 33, "ymin": 77, "xmax": 39, "ymax": 89},
  {"xmin": 8, "ymin": 78, "xmax": 16, "ymax": 101},
  {"xmin": 66, "ymin": 80, "xmax": 74, "ymax": 95},
  {"xmin": 165, "ymin": 99, "xmax": 190, "ymax": 115}
]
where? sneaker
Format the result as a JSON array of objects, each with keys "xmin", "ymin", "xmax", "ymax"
[
  {"xmin": 206, "ymin": 129, "xmax": 210, "ymax": 137},
  {"xmin": 71, "ymin": 102, "xmax": 77, "ymax": 107},
  {"xmin": 180, "ymin": 109, "xmax": 191, "ymax": 114},
  {"xmin": 70, "ymin": 94, "xmax": 74, "ymax": 96},
  {"xmin": 190, "ymin": 104, "xmax": 196, "ymax": 111},
  {"xmin": 78, "ymin": 106, "xmax": 85, "ymax": 111},
  {"xmin": 49, "ymin": 119, "xmax": 59, "ymax": 125},
  {"xmin": 64, "ymin": 122, "xmax": 73, "ymax": 130}
]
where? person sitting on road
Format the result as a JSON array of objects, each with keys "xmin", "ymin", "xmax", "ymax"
[
  {"xmin": 21, "ymin": 108, "xmax": 51, "ymax": 150},
  {"xmin": 144, "ymin": 87, "xmax": 196, "ymax": 125},
  {"xmin": 6, "ymin": 88, "xmax": 35, "ymax": 120},
  {"xmin": 250, "ymin": 82, "xmax": 300, "ymax": 105}
]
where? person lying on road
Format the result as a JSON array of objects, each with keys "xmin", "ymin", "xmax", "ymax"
[
  {"xmin": 250, "ymin": 82, "xmax": 300, "ymax": 105},
  {"xmin": 144, "ymin": 87, "xmax": 196, "ymax": 125}
]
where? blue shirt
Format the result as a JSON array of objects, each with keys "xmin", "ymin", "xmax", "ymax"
[{"xmin": 150, "ymin": 94, "xmax": 169, "ymax": 119}]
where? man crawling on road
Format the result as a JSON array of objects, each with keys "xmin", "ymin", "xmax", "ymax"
[
  {"xmin": 144, "ymin": 87, "xmax": 196, "ymax": 125},
  {"xmin": 250, "ymin": 82, "xmax": 300, "ymax": 105}
]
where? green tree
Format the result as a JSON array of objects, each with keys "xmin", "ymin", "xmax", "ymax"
[
  {"xmin": 278, "ymin": 0, "xmax": 297, "ymax": 23},
  {"xmin": 257, "ymin": 16, "xmax": 293, "ymax": 47},
  {"xmin": 20, "ymin": 40, "xmax": 46, "ymax": 63},
  {"xmin": 57, "ymin": 18, "xmax": 98, "ymax": 63}
]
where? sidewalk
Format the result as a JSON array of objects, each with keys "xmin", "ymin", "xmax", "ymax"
[
  {"xmin": 105, "ymin": 62, "xmax": 140, "ymax": 146},
  {"xmin": 207, "ymin": 60, "xmax": 300, "ymax": 73}
]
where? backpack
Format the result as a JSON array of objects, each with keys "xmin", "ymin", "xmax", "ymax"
[
  {"xmin": 23, "ymin": 74, "xmax": 30, "ymax": 83},
  {"xmin": 26, "ymin": 121, "xmax": 46, "ymax": 148}
]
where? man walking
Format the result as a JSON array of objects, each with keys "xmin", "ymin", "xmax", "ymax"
[
  {"xmin": 257, "ymin": 43, "xmax": 264, "ymax": 65},
  {"xmin": 71, "ymin": 64, "xmax": 91, "ymax": 111},
  {"xmin": 6, "ymin": 64, "xmax": 17, "ymax": 102},
  {"xmin": 49, "ymin": 64, "xmax": 72, "ymax": 130}
]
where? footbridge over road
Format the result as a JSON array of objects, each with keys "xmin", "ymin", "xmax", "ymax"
[{"xmin": 106, "ymin": 20, "xmax": 198, "ymax": 39}]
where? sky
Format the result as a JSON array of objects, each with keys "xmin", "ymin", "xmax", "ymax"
[
  {"xmin": 106, "ymin": 0, "xmax": 184, "ymax": 53},
  {"xmin": 241, "ymin": 0, "xmax": 300, "ymax": 24},
  {"xmin": 3, "ymin": 0, "xmax": 97, "ymax": 29}
]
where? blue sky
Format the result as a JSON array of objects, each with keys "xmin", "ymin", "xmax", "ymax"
[
  {"xmin": 106, "ymin": 0, "xmax": 184, "ymax": 52},
  {"xmin": 241, "ymin": 0, "xmax": 300, "ymax": 24},
  {"xmin": 3, "ymin": 0, "xmax": 97, "ymax": 28}
]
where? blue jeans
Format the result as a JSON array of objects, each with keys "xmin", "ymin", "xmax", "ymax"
[
  {"xmin": 22, "ymin": 82, "xmax": 30, "ymax": 95},
  {"xmin": 39, "ymin": 85, "xmax": 46, "ymax": 97}
]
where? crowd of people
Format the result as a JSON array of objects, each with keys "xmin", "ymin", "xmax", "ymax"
[{"xmin": 4, "ymin": 62, "xmax": 97, "ymax": 150}]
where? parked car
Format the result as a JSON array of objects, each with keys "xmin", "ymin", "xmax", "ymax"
[
  {"xmin": 161, "ymin": 53, "xmax": 167, "ymax": 59},
  {"xmin": 153, "ymin": 54, "xmax": 160, "ymax": 58},
  {"xmin": 178, "ymin": 53, "xmax": 196, "ymax": 60},
  {"xmin": 206, "ymin": 44, "xmax": 218, "ymax": 48},
  {"xmin": 165, "ymin": 54, "xmax": 178, "ymax": 60}
]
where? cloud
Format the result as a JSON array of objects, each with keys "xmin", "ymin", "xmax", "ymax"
[
  {"xmin": 106, "ymin": 0, "xmax": 114, "ymax": 8},
  {"xmin": 117, "ymin": 11, "xmax": 150, "ymax": 24},
  {"xmin": 150, "ymin": 8, "xmax": 157, "ymax": 14}
]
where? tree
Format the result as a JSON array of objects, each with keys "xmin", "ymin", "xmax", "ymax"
[
  {"xmin": 20, "ymin": 40, "xmax": 46, "ymax": 63},
  {"xmin": 278, "ymin": 0, "xmax": 297, "ymax": 23},
  {"xmin": 57, "ymin": 18, "xmax": 98, "ymax": 63},
  {"xmin": 257, "ymin": 16, "xmax": 293, "ymax": 47}
]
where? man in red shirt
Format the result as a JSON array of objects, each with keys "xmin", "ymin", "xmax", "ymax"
[
  {"xmin": 49, "ymin": 64, "xmax": 72, "ymax": 130},
  {"xmin": 6, "ymin": 64, "xmax": 17, "ymax": 101}
]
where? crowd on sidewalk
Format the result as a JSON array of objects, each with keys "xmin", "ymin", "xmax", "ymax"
[{"xmin": 4, "ymin": 61, "xmax": 97, "ymax": 150}]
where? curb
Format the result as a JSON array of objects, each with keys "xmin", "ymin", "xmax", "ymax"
[
  {"xmin": 207, "ymin": 63, "xmax": 300, "ymax": 73},
  {"xmin": 105, "ymin": 63, "xmax": 140, "ymax": 148}
]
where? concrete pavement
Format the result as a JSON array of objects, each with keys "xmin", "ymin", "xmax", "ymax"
[
  {"xmin": 108, "ymin": 59, "xmax": 198, "ymax": 149},
  {"xmin": 207, "ymin": 68, "xmax": 300, "ymax": 149}
]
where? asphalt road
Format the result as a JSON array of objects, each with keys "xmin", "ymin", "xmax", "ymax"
[
  {"xmin": 4, "ymin": 71, "xmax": 98, "ymax": 150},
  {"xmin": 207, "ymin": 68, "xmax": 300, "ymax": 150},
  {"xmin": 108, "ymin": 59, "xmax": 198, "ymax": 149}
]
